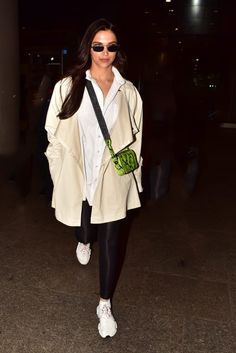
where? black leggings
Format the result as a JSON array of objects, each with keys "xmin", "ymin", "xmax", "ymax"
[{"xmin": 75, "ymin": 201, "xmax": 122, "ymax": 299}]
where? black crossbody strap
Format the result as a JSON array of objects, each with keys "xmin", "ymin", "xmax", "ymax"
[
  {"xmin": 86, "ymin": 79, "xmax": 110, "ymax": 141},
  {"xmin": 86, "ymin": 79, "xmax": 116, "ymax": 157}
]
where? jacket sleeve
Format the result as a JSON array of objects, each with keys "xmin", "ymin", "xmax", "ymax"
[
  {"xmin": 129, "ymin": 86, "xmax": 143, "ymax": 192},
  {"xmin": 44, "ymin": 80, "xmax": 64, "ymax": 186}
]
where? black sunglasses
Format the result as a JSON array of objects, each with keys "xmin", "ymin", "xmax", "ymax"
[{"xmin": 91, "ymin": 43, "xmax": 120, "ymax": 52}]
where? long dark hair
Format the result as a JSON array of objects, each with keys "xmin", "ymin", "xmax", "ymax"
[{"xmin": 58, "ymin": 18, "xmax": 127, "ymax": 120}]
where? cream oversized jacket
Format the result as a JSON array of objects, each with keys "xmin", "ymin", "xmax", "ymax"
[{"xmin": 45, "ymin": 76, "xmax": 143, "ymax": 226}]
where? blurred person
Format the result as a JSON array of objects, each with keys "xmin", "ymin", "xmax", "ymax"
[
  {"xmin": 173, "ymin": 67, "xmax": 204, "ymax": 194},
  {"xmin": 9, "ymin": 74, "xmax": 33, "ymax": 197},
  {"xmin": 45, "ymin": 18, "xmax": 143, "ymax": 338},
  {"xmin": 142, "ymin": 67, "xmax": 176, "ymax": 201}
]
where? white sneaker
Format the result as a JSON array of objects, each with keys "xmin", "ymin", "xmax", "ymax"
[
  {"xmin": 97, "ymin": 300, "xmax": 117, "ymax": 338},
  {"xmin": 76, "ymin": 242, "xmax": 91, "ymax": 265}
]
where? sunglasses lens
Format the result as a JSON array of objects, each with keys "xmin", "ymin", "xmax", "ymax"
[
  {"xmin": 107, "ymin": 44, "xmax": 119, "ymax": 52},
  {"xmin": 91, "ymin": 44, "xmax": 119, "ymax": 52},
  {"xmin": 92, "ymin": 45, "xmax": 104, "ymax": 52}
]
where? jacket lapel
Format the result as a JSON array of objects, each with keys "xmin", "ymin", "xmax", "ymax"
[{"xmin": 109, "ymin": 90, "xmax": 138, "ymax": 154}]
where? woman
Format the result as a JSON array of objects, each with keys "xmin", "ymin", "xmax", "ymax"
[{"xmin": 45, "ymin": 18, "xmax": 143, "ymax": 338}]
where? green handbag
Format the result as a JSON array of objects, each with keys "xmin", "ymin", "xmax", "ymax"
[
  {"xmin": 86, "ymin": 80, "xmax": 139, "ymax": 176},
  {"xmin": 106, "ymin": 139, "xmax": 138, "ymax": 176}
]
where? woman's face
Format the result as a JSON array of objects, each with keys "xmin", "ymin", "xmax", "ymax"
[{"xmin": 90, "ymin": 30, "xmax": 118, "ymax": 69}]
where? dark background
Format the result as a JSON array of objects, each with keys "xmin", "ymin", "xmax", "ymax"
[
  {"xmin": 19, "ymin": 0, "xmax": 236, "ymax": 118},
  {"xmin": 18, "ymin": 0, "xmax": 236, "ymax": 199}
]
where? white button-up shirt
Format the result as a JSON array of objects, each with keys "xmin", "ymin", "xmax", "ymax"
[{"xmin": 77, "ymin": 67, "xmax": 125, "ymax": 205}]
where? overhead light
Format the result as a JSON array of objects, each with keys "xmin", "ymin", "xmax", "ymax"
[{"xmin": 166, "ymin": 0, "xmax": 172, "ymax": 2}]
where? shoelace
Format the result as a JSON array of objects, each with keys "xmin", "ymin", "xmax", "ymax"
[
  {"xmin": 79, "ymin": 244, "xmax": 90, "ymax": 254},
  {"xmin": 100, "ymin": 304, "xmax": 112, "ymax": 318}
]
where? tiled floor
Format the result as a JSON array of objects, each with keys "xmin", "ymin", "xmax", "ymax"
[{"xmin": 0, "ymin": 126, "xmax": 236, "ymax": 352}]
